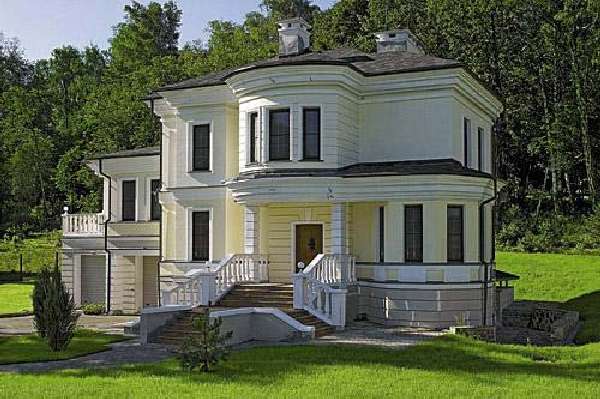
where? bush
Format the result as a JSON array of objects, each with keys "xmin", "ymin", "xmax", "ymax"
[
  {"xmin": 179, "ymin": 309, "xmax": 232, "ymax": 372},
  {"xmin": 32, "ymin": 265, "xmax": 79, "ymax": 351},
  {"xmin": 81, "ymin": 303, "xmax": 104, "ymax": 315}
]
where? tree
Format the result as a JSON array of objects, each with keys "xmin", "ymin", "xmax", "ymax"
[{"xmin": 179, "ymin": 309, "xmax": 232, "ymax": 372}]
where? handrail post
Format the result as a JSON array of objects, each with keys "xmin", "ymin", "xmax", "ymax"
[
  {"xmin": 292, "ymin": 272, "xmax": 305, "ymax": 309},
  {"xmin": 199, "ymin": 272, "xmax": 216, "ymax": 306}
]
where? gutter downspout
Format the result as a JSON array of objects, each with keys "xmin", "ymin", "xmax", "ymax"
[{"xmin": 98, "ymin": 159, "xmax": 112, "ymax": 313}]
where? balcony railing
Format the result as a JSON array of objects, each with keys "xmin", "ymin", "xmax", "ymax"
[{"xmin": 62, "ymin": 213, "xmax": 105, "ymax": 235}]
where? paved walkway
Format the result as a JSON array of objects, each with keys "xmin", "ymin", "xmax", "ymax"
[
  {"xmin": 0, "ymin": 340, "xmax": 173, "ymax": 373},
  {"xmin": 0, "ymin": 315, "xmax": 139, "ymax": 335},
  {"xmin": 314, "ymin": 322, "xmax": 444, "ymax": 347}
]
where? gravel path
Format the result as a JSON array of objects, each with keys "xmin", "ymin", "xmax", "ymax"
[
  {"xmin": 0, "ymin": 315, "xmax": 139, "ymax": 335},
  {"xmin": 0, "ymin": 340, "xmax": 174, "ymax": 373}
]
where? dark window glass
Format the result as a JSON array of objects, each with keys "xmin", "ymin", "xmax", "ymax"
[
  {"xmin": 192, "ymin": 211, "xmax": 209, "ymax": 261},
  {"xmin": 150, "ymin": 179, "xmax": 161, "ymax": 221},
  {"xmin": 404, "ymin": 205, "xmax": 423, "ymax": 262},
  {"xmin": 303, "ymin": 107, "xmax": 321, "ymax": 160},
  {"xmin": 464, "ymin": 118, "xmax": 471, "ymax": 167},
  {"xmin": 249, "ymin": 112, "xmax": 258, "ymax": 163},
  {"xmin": 269, "ymin": 109, "xmax": 290, "ymax": 161},
  {"xmin": 447, "ymin": 206, "xmax": 464, "ymax": 262},
  {"xmin": 122, "ymin": 180, "xmax": 136, "ymax": 221},
  {"xmin": 193, "ymin": 124, "xmax": 210, "ymax": 171},
  {"xmin": 478, "ymin": 127, "xmax": 484, "ymax": 171},
  {"xmin": 379, "ymin": 206, "xmax": 385, "ymax": 263}
]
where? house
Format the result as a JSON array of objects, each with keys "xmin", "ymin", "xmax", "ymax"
[{"xmin": 62, "ymin": 19, "xmax": 503, "ymax": 332}]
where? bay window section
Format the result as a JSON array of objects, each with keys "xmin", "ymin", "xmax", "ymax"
[
  {"xmin": 447, "ymin": 205, "xmax": 464, "ymax": 262},
  {"xmin": 249, "ymin": 112, "xmax": 258, "ymax": 163},
  {"xmin": 192, "ymin": 124, "xmax": 210, "ymax": 171},
  {"xmin": 192, "ymin": 211, "xmax": 209, "ymax": 262},
  {"xmin": 268, "ymin": 109, "xmax": 290, "ymax": 161},
  {"xmin": 404, "ymin": 205, "xmax": 423, "ymax": 262},
  {"xmin": 302, "ymin": 107, "xmax": 321, "ymax": 160},
  {"xmin": 122, "ymin": 180, "xmax": 136, "ymax": 221}
]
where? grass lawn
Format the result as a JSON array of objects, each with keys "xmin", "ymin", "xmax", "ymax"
[
  {"xmin": 0, "ymin": 330, "xmax": 128, "ymax": 365},
  {"xmin": 0, "ymin": 282, "xmax": 34, "ymax": 315},
  {"xmin": 0, "ymin": 231, "xmax": 60, "ymax": 273},
  {"xmin": 496, "ymin": 252, "xmax": 600, "ymax": 343},
  {"xmin": 0, "ymin": 337, "xmax": 599, "ymax": 398}
]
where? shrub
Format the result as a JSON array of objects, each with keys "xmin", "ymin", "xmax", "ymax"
[
  {"xmin": 179, "ymin": 309, "xmax": 232, "ymax": 372},
  {"xmin": 32, "ymin": 265, "xmax": 80, "ymax": 351},
  {"xmin": 81, "ymin": 303, "xmax": 104, "ymax": 315}
]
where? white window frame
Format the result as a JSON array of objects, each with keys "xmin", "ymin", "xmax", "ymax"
[
  {"xmin": 186, "ymin": 120, "xmax": 214, "ymax": 173},
  {"xmin": 186, "ymin": 207, "xmax": 213, "ymax": 263},
  {"xmin": 299, "ymin": 105, "xmax": 324, "ymax": 162},
  {"xmin": 117, "ymin": 176, "xmax": 139, "ymax": 222},
  {"xmin": 245, "ymin": 109, "xmax": 260, "ymax": 165},
  {"xmin": 145, "ymin": 176, "xmax": 161, "ymax": 221},
  {"xmin": 290, "ymin": 221, "xmax": 325, "ymax": 274},
  {"xmin": 264, "ymin": 105, "xmax": 293, "ymax": 162}
]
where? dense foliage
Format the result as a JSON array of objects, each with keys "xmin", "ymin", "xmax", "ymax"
[{"xmin": 1, "ymin": 0, "xmax": 600, "ymax": 245}]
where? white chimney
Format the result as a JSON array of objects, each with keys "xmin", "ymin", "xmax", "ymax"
[
  {"xmin": 375, "ymin": 30, "xmax": 424, "ymax": 54},
  {"xmin": 278, "ymin": 18, "xmax": 311, "ymax": 57}
]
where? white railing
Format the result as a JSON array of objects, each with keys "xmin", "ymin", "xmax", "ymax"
[
  {"xmin": 62, "ymin": 213, "xmax": 105, "ymax": 235},
  {"xmin": 160, "ymin": 254, "xmax": 268, "ymax": 307},
  {"xmin": 293, "ymin": 254, "xmax": 356, "ymax": 328}
]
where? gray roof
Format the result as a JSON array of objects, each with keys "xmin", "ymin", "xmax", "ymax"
[
  {"xmin": 153, "ymin": 48, "xmax": 462, "ymax": 94},
  {"xmin": 89, "ymin": 146, "xmax": 160, "ymax": 160},
  {"xmin": 235, "ymin": 159, "xmax": 492, "ymax": 180}
]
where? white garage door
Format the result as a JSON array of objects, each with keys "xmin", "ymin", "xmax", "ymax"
[
  {"xmin": 81, "ymin": 255, "xmax": 106, "ymax": 305},
  {"xmin": 143, "ymin": 256, "xmax": 159, "ymax": 307}
]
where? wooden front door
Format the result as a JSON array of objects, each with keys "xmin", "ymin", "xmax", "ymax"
[{"xmin": 295, "ymin": 224, "xmax": 323, "ymax": 272}]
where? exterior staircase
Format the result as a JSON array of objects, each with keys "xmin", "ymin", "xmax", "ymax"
[{"xmin": 155, "ymin": 283, "xmax": 334, "ymax": 345}]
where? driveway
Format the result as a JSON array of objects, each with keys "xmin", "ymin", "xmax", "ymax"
[{"xmin": 0, "ymin": 315, "xmax": 139, "ymax": 335}]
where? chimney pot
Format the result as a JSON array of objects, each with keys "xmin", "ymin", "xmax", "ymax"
[
  {"xmin": 278, "ymin": 18, "xmax": 311, "ymax": 57},
  {"xmin": 375, "ymin": 29, "xmax": 424, "ymax": 54}
]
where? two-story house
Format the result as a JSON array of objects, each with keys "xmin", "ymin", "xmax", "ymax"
[{"xmin": 62, "ymin": 19, "xmax": 503, "ymax": 331}]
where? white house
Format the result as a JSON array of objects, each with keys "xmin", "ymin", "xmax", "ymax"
[{"xmin": 62, "ymin": 19, "xmax": 503, "ymax": 330}]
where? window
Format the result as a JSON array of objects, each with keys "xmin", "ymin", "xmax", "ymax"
[
  {"xmin": 150, "ymin": 179, "xmax": 161, "ymax": 221},
  {"xmin": 269, "ymin": 109, "xmax": 290, "ymax": 161},
  {"xmin": 404, "ymin": 205, "xmax": 423, "ymax": 262},
  {"xmin": 191, "ymin": 211, "xmax": 209, "ymax": 261},
  {"xmin": 122, "ymin": 180, "xmax": 136, "ymax": 221},
  {"xmin": 302, "ymin": 107, "xmax": 321, "ymax": 160},
  {"xmin": 379, "ymin": 206, "xmax": 385, "ymax": 263},
  {"xmin": 464, "ymin": 117, "xmax": 471, "ymax": 167},
  {"xmin": 447, "ymin": 205, "xmax": 464, "ymax": 262},
  {"xmin": 193, "ymin": 124, "xmax": 210, "ymax": 171},
  {"xmin": 249, "ymin": 112, "xmax": 258, "ymax": 163},
  {"xmin": 478, "ymin": 127, "xmax": 484, "ymax": 171}
]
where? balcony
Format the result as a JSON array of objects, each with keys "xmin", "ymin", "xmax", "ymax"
[{"xmin": 62, "ymin": 213, "xmax": 105, "ymax": 236}]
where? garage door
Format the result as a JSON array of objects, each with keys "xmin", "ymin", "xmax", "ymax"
[
  {"xmin": 143, "ymin": 256, "xmax": 159, "ymax": 307},
  {"xmin": 81, "ymin": 255, "xmax": 106, "ymax": 305}
]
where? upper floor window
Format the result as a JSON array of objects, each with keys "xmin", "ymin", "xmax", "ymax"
[
  {"xmin": 193, "ymin": 124, "xmax": 210, "ymax": 171},
  {"xmin": 463, "ymin": 117, "xmax": 472, "ymax": 168},
  {"xmin": 302, "ymin": 107, "xmax": 321, "ymax": 160},
  {"xmin": 447, "ymin": 205, "xmax": 464, "ymax": 262},
  {"xmin": 191, "ymin": 211, "xmax": 209, "ymax": 261},
  {"xmin": 150, "ymin": 179, "xmax": 161, "ymax": 221},
  {"xmin": 478, "ymin": 127, "xmax": 484, "ymax": 171},
  {"xmin": 249, "ymin": 112, "xmax": 258, "ymax": 164},
  {"xmin": 404, "ymin": 205, "xmax": 423, "ymax": 262},
  {"xmin": 269, "ymin": 109, "xmax": 290, "ymax": 161},
  {"xmin": 122, "ymin": 180, "xmax": 136, "ymax": 221}
]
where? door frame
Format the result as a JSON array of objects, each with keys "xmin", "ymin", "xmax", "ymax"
[{"xmin": 291, "ymin": 221, "xmax": 325, "ymax": 275}]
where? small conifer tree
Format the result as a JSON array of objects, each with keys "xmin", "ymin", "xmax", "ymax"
[{"xmin": 180, "ymin": 309, "xmax": 233, "ymax": 372}]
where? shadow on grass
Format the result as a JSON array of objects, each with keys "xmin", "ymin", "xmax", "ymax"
[
  {"xmin": 39, "ymin": 336, "xmax": 600, "ymax": 387},
  {"xmin": 563, "ymin": 290, "xmax": 600, "ymax": 344}
]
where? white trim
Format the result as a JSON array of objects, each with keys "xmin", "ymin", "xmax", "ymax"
[
  {"xmin": 117, "ymin": 176, "xmax": 139, "ymax": 222},
  {"xmin": 291, "ymin": 221, "xmax": 325, "ymax": 275},
  {"xmin": 186, "ymin": 120, "xmax": 214, "ymax": 173},
  {"xmin": 298, "ymin": 104, "xmax": 324, "ymax": 161},
  {"xmin": 186, "ymin": 207, "xmax": 213, "ymax": 262},
  {"xmin": 145, "ymin": 176, "xmax": 161, "ymax": 221}
]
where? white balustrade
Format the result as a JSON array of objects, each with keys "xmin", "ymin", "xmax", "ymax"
[
  {"xmin": 62, "ymin": 213, "xmax": 105, "ymax": 235},
  {"xmin": 293, "ymin": 254, "xmax": 356, "ymax": 328}
]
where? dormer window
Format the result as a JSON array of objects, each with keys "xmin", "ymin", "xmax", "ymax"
[{"xmin": 268, "ymin": 109, "xmax": 290, "ymax": 161}]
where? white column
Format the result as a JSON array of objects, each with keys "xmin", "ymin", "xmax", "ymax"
[
  {"xmin": 331, "ymin": 203, "xmax": 347, "ymax": 255},
  {"xmin": 244, "ymin": 206, "xmax": 260, "ymax": 255}
]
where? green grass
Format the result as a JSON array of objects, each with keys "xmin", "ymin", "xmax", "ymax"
[
  {"xmin": 0, "ymin": 282, "xmax": 34, "ymax": 315},
  {"xmin": 497, "ymin": 251, "xmax": 600, "ymax": 343},
  {"xmin": 0, "ymin": 231, "xmax": 60, "ymax": 272},
  {"xmin": 0, "ymin": 330, "xmax": 127, "ymax": 365},
  {"xmin": 0, "ymin": 338, "xmax": 599, "ymax": 398}
]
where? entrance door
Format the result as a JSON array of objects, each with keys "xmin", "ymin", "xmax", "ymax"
[{"xmin": 295, "ymin": 224, "xmax": 323, "ymax": 272}]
